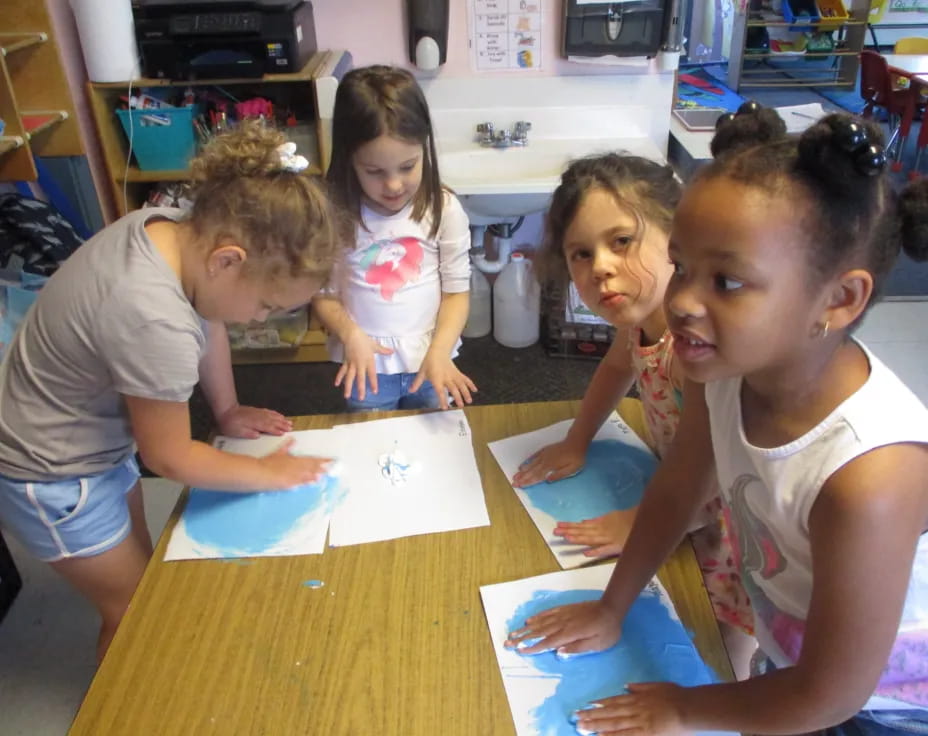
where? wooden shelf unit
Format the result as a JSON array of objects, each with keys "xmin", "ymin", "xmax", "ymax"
[
  {"xmin": 87, "ymin": 49, "xmax": 350, "ymax": 215},
  {"xmin": 727, "ymin": 0, "xmax": 872, "ymax": 90},
  {"xmin": 0, "ymin": 4, "xmax": 82, "ymax": 182}
]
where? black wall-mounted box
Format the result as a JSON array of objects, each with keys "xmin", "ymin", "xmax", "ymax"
[{"xmin": 563, "ymin": 0, "xmax": 669, "ymax": 59}]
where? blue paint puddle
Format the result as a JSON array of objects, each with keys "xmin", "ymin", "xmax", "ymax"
[
  {"xmin": 521, "ymin": 439, "xmax": 657, "ymax": 521},
  {"xmin": 506, "ymin": 588, "xmax": 717, "ymax": 736},
  {"xmin": 183, "ymin": 473, "xmax": 343, "ymax": 556}
]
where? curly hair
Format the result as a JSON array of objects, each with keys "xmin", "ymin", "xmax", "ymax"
[
  {"xmin": 187, "ymin": 119, "xmax": 349, "ymax": 284},
  {"xmin": 703, "ymin": 110, "xmax": 928, "ymax": 307}
]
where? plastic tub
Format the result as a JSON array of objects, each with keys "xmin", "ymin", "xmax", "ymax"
[
  {"xmin": 116, "ymin": 105, "xmax": 196, "ymax": 171},
  {"xmin": 782, "ymin": 0, "xmax": 821, "ymax": 29},
  {"xmin": 815, "ymin": 0, "xmax": 848, "ymax": 30}
]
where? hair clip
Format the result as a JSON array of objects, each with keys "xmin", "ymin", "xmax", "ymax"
[
  {"xmin": 833, "ymin": 120, "xmax": 886, "ymax": 176},
  {"xmin": 277, "ymin": 141, "xmax": 309, "ymax": 173}
]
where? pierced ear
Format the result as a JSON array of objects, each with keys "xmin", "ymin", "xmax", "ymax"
[
  {"xmin": 821, "ymin": 268, "xmax": 873, "ymax": 332},
  {"xmin": 207, "ymin": 243, "xmax": 248, "ymax": 275}
]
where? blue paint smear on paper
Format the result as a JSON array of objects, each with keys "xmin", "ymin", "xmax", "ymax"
[
  {"xmin": 506, "ymin": 588, "xmax": 717, "ymax": 736},
  {"xmin": 521, "ymin": 440, "xmax": 658, "ymax": 521},
  {"xmin": 183, "ymin": 473, "xmax": 343, "ymax": 556}
]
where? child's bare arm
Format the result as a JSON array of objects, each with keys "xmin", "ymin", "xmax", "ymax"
[
  {"xmin": 412, "ymin": 291, "xmax": 476, "ymax": 409},
  {"xmin": 198, "ymin": 321, "xmax": 291, "ymax": 437},
  {"xmin": 514, "ymin": 334, "xmax": 636, "ymax": 487},
  {"xmin": 508, "ymin": 380, "xmax": 718, "ymax": 655},
  {"xmin": 575, "ymin": 441, "xmax": 928, "ymax": 735},
  {"xmin": 124, "ymin": 395, "xmax": 329, "ymax": 491}
]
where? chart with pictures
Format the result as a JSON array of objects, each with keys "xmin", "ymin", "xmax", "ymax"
[{"xmin": 470, "ymin": 0, "xmax": 543, "ymax": 71}]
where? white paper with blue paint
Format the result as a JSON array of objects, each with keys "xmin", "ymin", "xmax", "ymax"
[
  {"xmin": 488, "ymin": 413, "xmax": 658, "ymax": 568},
  {"xmin": 164, "ymin": 429, "xmax": 346, "ymax": 561},
  {"xmin": 327, "ymin": 410, "xmax": 489, "ymax": 547},
  {"xmin": 480, "ymin": 564, "xmax": 733, "ymax": 736}
]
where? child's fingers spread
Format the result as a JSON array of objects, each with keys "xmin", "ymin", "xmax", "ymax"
[
  {"xmin": 334, "ymin": 364, "xmax": 347, "ymax": 387},
  {"xmin": 583, "ymin": 542, "xmax": 623, "ymax": 559}
]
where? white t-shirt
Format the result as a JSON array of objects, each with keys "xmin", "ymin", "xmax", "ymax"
[
  {"xmin": 0, "ymin": 208, "xmax": 206, "ymax": 481},
  {"xmin": 326, "ymin": 191, "xmax": 470, "ymax": 374},
  {"xmin": 706, "ymin": 343, "xmax": 928, "ymax": 709}
]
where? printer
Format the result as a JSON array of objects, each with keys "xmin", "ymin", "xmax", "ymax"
[{"xmin": 132, "ymin": 0, "xmax": 317, "ymax": 80}]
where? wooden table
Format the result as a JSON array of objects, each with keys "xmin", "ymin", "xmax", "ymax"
[{"xmin": 69, "ymin": 401, "xmax": 732, "ymax": 736}]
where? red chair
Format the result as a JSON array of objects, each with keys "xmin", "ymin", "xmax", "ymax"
[{"xmin": 859, "ymin": 50, "xmax": 916, "ymax": 169}]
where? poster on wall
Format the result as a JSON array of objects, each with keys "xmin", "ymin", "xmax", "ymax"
[{"xmin": 469, "ymin": 0, "xmax": 543, "ymax": 71}]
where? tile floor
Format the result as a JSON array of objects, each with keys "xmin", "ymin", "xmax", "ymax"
[{"xmin": 0, "ymin": 299, "xmax": 925, "ymax": 736}]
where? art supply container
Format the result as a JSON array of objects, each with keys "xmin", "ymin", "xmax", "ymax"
[
  {"xmin": 463, "ymin": 264, "xmax": 492, "ymax": 338},
  {"xmin": 493, "ymin": 252, "xmax": 540, "ymax": 348},
  {"xmin": 116, "ymin": 106, "xmax": 197, "ymax": 171}
]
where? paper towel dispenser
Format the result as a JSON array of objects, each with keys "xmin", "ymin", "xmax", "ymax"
[{"xmin": 562, "ymin": 0, "xmax": 669, "ymax": 58}]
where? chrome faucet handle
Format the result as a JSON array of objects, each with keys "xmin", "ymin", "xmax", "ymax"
[
  {"xmin": 476, "ymin": 122, "xmax": 494, "ymax": 136},
  {"xmin": 512, "ymin": 120, "xmax": 532, "ymax": 142}
]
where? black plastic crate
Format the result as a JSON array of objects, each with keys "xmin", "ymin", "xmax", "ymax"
[{"xmin": 542, "ymin": 282, "xmax": 615, "ymax": 360}]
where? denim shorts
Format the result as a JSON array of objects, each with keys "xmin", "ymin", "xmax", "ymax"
[
  {"xmin": 0, "ymin": 455, "xmax": 140, "ymax": 562},
  {"xmin": 346, "ymin": 372, "xmax": 441, "ymax": 412}
]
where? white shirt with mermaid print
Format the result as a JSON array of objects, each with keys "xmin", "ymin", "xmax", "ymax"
[
  {"xmin": 706, "ymin": 343, "xmax": 928, "ymax": 710},
  {"xmin": 326, "ymin": 191, "xmax": 470, "ymax": 374}
]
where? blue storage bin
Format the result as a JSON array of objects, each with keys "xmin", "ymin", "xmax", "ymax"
[
  {"xmin": 782, "ymin": 0, "xmax": 821, "ymax": 29},
  {"xmin": 116, "ymin": 106, "xmax": 196, "ymax": 171}
]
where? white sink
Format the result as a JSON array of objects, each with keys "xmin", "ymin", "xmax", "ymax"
[
  {"xmin": 423, "ymin": 75, "xmax": 677, "ymax": 226},
  {"xmin": 438, "ymin": 137, "xmax": 666, "ymax": 223}
]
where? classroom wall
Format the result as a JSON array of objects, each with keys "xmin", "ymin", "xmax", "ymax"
[
  {"xmin": 312, "ymin": 0, "xmax": 659, "ymax": 77},
  {"xmin": 45, "ymin": 0, "xmax": 116, "ymax": 223}
]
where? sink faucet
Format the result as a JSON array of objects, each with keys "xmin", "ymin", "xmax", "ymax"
[
  {"xmin": 475, "ymin": 121, "xmax": 531, "ymax": 148},
  {"xmin": 512, "ymin": 120, "xmax": 531, "ymax": 144}
]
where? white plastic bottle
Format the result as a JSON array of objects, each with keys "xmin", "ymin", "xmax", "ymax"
[
  {"xmin": 493, "ymin": 252, "xmax": 540, "ymax": 348},
  {"xmin": 462, "ymin": 265, "xmax": 492, "ymax": 338}
]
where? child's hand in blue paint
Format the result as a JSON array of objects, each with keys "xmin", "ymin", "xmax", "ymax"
[
  {"xmin": 553, "ymin": 509, "xmax": 639, "ymax": 558},
  {"xmin": 512, "ymin": 440, "xmax": 586, "ymax": 487},
  {"xmin": 573, "ymin": 682, "xmax": 688, "ymax": 736},
  {"xmin": 504, "ymin": 599, "xmax": 621, "ymax": 656},
  {"xmin": 217, "ymin": 404, "xmax": 292, "ymax": 439},
  {"xmin": 258, "ymin": 438, "xmax": 333, "ymax": 489}
]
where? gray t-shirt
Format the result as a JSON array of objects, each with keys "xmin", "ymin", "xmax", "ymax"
[{"xmin": 0, "ymin": 207, "xmax": 207, "ymax": 480}]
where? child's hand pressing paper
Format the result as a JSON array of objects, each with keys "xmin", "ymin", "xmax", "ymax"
[
  {"xmin": 504, "ymin": 599, "xmax": 622, "ymax": 657},
  {"xmin": 553, "ymin": 509, "xmax": 638, "ymax": 559},
  {"xmin": 258, "ymin": 438, "xmax": 333, "ymax": 489},
  {"xmin": 218, "ymin": 405, "xmax": 292, "ymax": 438},
  {"xmin": 512, "ymin": 439, "xmax": 586, "ymax": 487}
]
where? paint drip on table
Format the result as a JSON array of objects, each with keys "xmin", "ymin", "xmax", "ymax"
[{"xmin": 504, "ymin": 587, "xmax": 717, "ymax": 736}]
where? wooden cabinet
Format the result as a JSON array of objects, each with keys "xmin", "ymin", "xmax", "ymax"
[
  {"xmin": 0, "ymin": 3, "xmax": 82, "ymax": 181},
  {"xmin": 727, "ymin": 0, "xmax": 872, "ymax": 90},
  {"xmin": 86, "ymin": 49, "xmax": 350, "ymax": 216}
]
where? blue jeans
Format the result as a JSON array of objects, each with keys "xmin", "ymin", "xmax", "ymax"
[
  {"xmin": 821, "ymin": 711, "xmax": 928, "ymax": 735},
  {"xmin": 345, "ymin": 372, "xmax": 440, "ymax": 413}
]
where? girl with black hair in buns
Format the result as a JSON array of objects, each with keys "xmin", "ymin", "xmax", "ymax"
[{"xmin": 507, "ymin": 106, "xmax": 928, "ymax": 734}]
